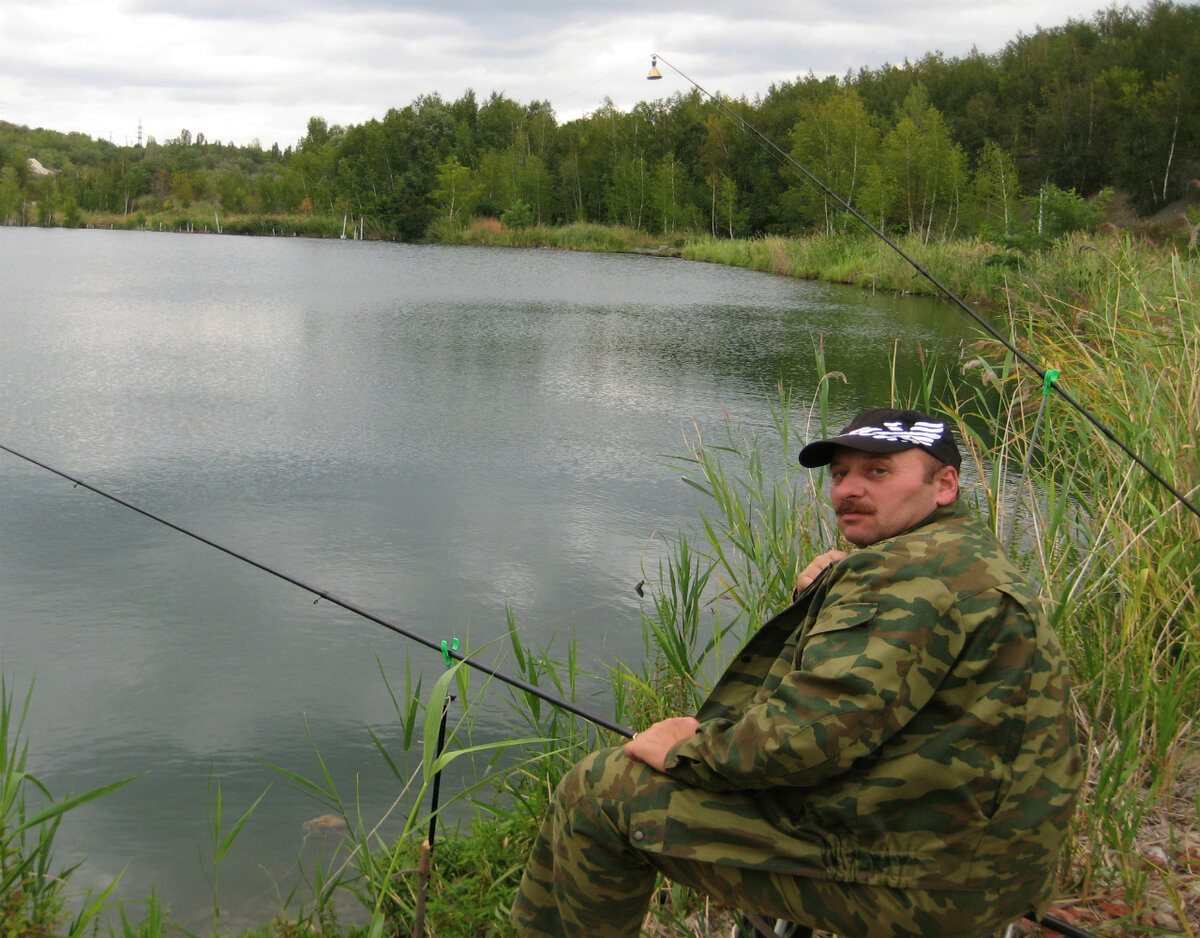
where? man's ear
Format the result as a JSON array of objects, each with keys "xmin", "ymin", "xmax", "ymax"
[{"xmin": 935, "ymin": 465, "xmax": 959, "ymax": 506}]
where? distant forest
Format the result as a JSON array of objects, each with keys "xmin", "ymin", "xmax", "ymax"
[{"xmin": 1, "ymin": 1, "xmax": 1197, "ymax": 243}]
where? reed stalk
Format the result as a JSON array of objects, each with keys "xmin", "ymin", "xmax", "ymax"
[{"xmin": 204, "ymin": 769, "xmax": 270, "ymax": 933}]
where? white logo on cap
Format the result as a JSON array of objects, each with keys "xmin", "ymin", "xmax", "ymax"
[{"xmin": 844, "ymin": 420, "xmax": 945, "ymax": 446}]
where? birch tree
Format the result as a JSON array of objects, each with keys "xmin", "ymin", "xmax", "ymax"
[{"xmin": 787, "ymin": 88, "xmax": 879, "ymax": 233}]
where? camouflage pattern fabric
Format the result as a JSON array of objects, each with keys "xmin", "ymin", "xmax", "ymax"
[
  {"xmin": 513, "ymin": 500, "xmax": 1082, "ymax": 937},
  {"xmin": 512, "ymin": 748, "xmax": 1056, "ymax": 938}
]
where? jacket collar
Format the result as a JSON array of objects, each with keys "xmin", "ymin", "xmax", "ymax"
[{"xmin": 869, "ymin": 498, "xmax": 972, "ymax": 546}]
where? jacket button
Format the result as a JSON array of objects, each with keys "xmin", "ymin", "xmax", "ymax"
[
  {"xmin": 632, "ymin": 830, "xmax": 644, "ymax": 842},
  {"xmin": 740, "ymin": 655, "xmax": 752, "ymax": 663}
]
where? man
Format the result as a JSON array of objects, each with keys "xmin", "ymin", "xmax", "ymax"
[{"xmin": 512, "ymin": 408, "xmax": 1082, "ymax": 938}]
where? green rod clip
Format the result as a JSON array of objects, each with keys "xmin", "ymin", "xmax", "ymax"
[
  {"xmin": 440, "ymin": 637, "xmax": 459, "ymax": 668},
  {"xmin": 1042, "ymin": 369, "xmax": 1060, "ymax": 396}
]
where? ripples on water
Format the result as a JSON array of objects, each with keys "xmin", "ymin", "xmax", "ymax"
[{"xmin": 0, "ymin": 228, "xmax": 971, "ymax": 924}]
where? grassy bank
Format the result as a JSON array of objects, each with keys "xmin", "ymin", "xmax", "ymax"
[
  {"xmin": 82, "ymin": 204, "xmax": 350, "ymax": 239},
  {"xmin": 3, "ymin": 225, "xmax": 1197, "ymax": 936},
  {"xmin": 61, "ymin": 208, "xmax": 678, "ymax": 248},
  {"xmin": 432, "ymin": 217, "xmax": 675, "ymax": 254}
]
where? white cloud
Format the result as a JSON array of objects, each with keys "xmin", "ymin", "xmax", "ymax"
[{"xmin": 0, "ymin": 0, "xmax": 1115, "ymax": 148}]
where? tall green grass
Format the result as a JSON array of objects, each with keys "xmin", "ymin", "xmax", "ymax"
[
  {"xmin": 1, "ymin": 676, "xmax": 138, "ymax": 936},
  {"xmin": 967, "ymin": 238, "xmax": 1200, "ymax": 926}
]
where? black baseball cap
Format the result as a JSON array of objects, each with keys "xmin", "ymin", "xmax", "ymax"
[{"xmin": 799, "ymin": 408, "xmax": 961, "ymax": 470}]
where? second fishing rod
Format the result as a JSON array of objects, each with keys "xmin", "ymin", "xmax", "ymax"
[{"xmin": 0, "ymin": 441, "xmax": 636, "ymax": 741}]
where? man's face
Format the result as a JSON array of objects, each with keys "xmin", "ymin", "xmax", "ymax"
[{"xmin": 828, "ymin": 447, "xmax": 959, "ymax": 546}]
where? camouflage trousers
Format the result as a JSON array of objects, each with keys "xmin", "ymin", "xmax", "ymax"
[{"xmin": 511, "ymin": 748, "xmax": 1027, "ymax": 938}]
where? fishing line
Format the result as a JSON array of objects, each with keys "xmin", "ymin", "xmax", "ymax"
[
  {"xmin": 648, "ymin": 53, "xmax": 1200, "ymax": 524},
  {"xmin": 0, "ymin": 441, "xmax": 635, "ymax": 740}
]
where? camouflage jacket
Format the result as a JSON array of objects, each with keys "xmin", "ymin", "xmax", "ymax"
[{"xmin": 632, "ymin": 500, "xmax": 1082, "ymax": 906}]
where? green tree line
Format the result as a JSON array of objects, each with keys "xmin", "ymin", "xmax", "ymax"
[{"xmin": 1, "ymin": 1, "xmax": 1196, "ymax": 242}]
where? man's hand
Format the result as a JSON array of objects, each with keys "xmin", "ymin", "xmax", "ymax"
[
  {"xmin": 794, "ymin": 548, "xmax": 848, "ymax": 595},
  {"xmin": 623, "ymin": 716, "xmax": 700, "ymax": 772}
]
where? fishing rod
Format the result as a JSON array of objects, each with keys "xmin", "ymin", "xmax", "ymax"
[
  {"xmin": 0, "ymin": 441, "xmax": 635, "ymax": 740},
  {"xmin": 647, "ymin": 53, "xmax": 1200, "ymax": 525}
]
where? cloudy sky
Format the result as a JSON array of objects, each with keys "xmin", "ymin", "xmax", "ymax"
[{"xmin": 1, "ymin": 0, "xmax": 1113, "ymax": 150}]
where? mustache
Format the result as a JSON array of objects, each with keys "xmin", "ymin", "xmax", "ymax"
[{"xmin": 836, "ymin": 500, "xmax": 875, "ymax": 516}]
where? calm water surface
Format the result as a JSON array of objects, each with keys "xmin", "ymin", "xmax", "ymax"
[{"xmin": 0, "ymin": 227, "xmax": 972, "ymax": 926}]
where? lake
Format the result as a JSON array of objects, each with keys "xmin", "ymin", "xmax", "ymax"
[{"xmin": 0, "ymin": 226, "xmax": 973, "ymax": 928}]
